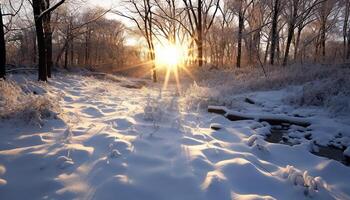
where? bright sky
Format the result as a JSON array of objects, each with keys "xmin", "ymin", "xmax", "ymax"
[
  {"xmin": 88, "ymin": 0, "xmax": 115, "ymax": 8},
  {"xmin": 87, "ymin": 0, "xmax": 139, "ymax": 46}
]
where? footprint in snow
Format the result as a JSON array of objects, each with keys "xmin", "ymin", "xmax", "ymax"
[
  {"xmin": 112, "ymin": 118, "xmax": 134, "ymax": 130},
  {"xmin": 101, "ymin": 108, "xmax": 117, "ymax": 113},
  {"xmin": 63, "ymin": 96, "xmax": 74, "ymax": 102},
  {"xmin": 81, "ymin": 107, "xmax": 104, "ymax": 117}
]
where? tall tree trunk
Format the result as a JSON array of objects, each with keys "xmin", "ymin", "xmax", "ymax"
[
  {"xmin": 85, "ymin": 27, "xmax": 90, "ymax": 66},
  {"xmin": 45, "ymin": 32, "xmax": 52, "ymax": 78},
  {"xmin": 283, "ymin": 1, "xmax": 298, "ymax": 66},
  {"xmin": 236, "ymin": 9, "xmax": 244, "ymax": 68},
  {"xmin": 33, "ymin": 32, "xmax": 37, "ymax": 64},
  {"xmin": 33, "ymin": 0, "xmax": 47, "ymax": 81},
  {"xmin": 270, "ymin": 0, "xmax": 279, "ymax": 65},
  {"xmin": 150, "ymin": 5, "xmax": 156, "ymax": 82},
  {"xmin": 43, "ymin": 0, "xmax": 52, "ymax": 78},
  {"xmin": 344, "ymin": 0, "xmax": 350, "ymax": 59},
  {"xmin": 197, "ymin": 0, "xmax": 203, "ymax": 67},
  {"xmin": 320, "ymin": 19, "xmax": 326, "ymax": 59},
  {"xmin": 294, "ymin": 24, "xmax": 302, "ymax": 61},
  {"xmin": 264, "ymin": 35, "xmax": 270, "ymax": 64},
  {"xmin": 283, "ymin": 25, "xmax": 295, "ymax": 66},
  {"xmin": 70, "ymin": 38, "xmax": 74, "ymax": 66},
  {"xmin": 64, "ymin": 42, "xmax": 68, "ymax": 69},
  {"xmin": 0, "ymin": 7, "xmax": 6, "ymax": 79},
  {"xmin": 347, "ymin": 26, "xmax": 350, "ymax": 59}
]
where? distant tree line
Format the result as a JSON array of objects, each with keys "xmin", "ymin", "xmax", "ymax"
[
  {"xmin": 119, "ymin": 0, "xmax": 350, "ymax": 73},
  {"xmin": 1, "ymin": 0, "xmax": 350, "ymax": 82},
  {"xmin": 0, "ymin": 0, "xmax": 134, "ymax": 81}
]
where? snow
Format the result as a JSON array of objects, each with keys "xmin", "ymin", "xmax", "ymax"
[
  {"xmin": 0, "ymin": 70, "xmax": 350, "ymax": 199},
  {"xmin": 345, "ymin": 147, "xmax": 350, "ymax": 157}
]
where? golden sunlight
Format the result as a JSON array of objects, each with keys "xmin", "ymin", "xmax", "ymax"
[{"xmin": 154, "ymin": 44, "xmax": 187, "ymax": 69}]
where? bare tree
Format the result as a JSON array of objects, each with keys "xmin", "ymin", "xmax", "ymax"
[
  {"xmin": 0, "ymin": 5, "xmax": 5, "ymax": 79},
  {"xmin": 282, "ymin": 0, "xmax": 323, "ymax": 66},
  {"xmin": 0, "ymin": 0, "xmax": 23, "ymax": 79},
  {"xmin": 228, "ymin": 0, "xmax": 254, "ymax": 68},
  {"xmin": 342, "ymin": 0, "xmax": 350, "ymax": 59},
  {"xmin": 31, "ymin": 0, "xmax": 65, "ymax": 81},
  {"xmin": 270, "ymin": 0, "xmax": 281, "ymax": 65},
  {"xmin": 116, "ymin": 0, "xmax": 157, "ymax": 82},
  {"xmin": 182, "ymin": 0, "xmax": 220, "ymax": 67}
]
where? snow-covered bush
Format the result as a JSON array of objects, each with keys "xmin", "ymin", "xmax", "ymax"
[
  {"xmin": 285, "ymin": 77, "xmax": 350, "ymax": 115},
  {"xmin": 143, "ymin": 91, "xmax": 185, "ymax": 133},
  {"xmin": 181, "ymin": 82, "xmax": 216, "ymax": 111},
  {"xmin": 182, "ymin": 64, "xmax": 350, "ymax": 115},
  {"xmin": 143, "ymin": 93, "xmax": 164, "ymax": 122},
  {"xmin": 281, "ymin": 165, "xmax": 326, "ymax": 197},
  {"xmin": 0, "ymin": 80, "xmax": 60, "ymax": 126}
]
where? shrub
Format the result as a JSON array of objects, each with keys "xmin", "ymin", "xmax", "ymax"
[{"xmin": 0, "ymin": 80, "xmax": 60, "ymax": 126}]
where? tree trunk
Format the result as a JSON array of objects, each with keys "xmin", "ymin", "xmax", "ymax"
[
  {"xmin": 270, "ymin": 0, "xmax": 279, "ymax": 65},
  {"xmin": 85, "ymin": 28, "xmax": 90, "ymax": 66},
  {"xmin": 347, "ymin": 26, "xmax": 350, "ymax": 59},
  {"xmin": 294, "ymin": 24, "xmax": 302, "ymax": 61},
  {"xmin": 43, "ymin": 0, "xmax": 52, "ymax": 78},
  {"xmin": 150, "ymin": 7, "xmax": 156, "ymax": 82},
  {"xmin": 264, "ymin": 35, "xmax": 270, "ymax": 64},
  {"xmin": 0, "ymin": 7, "xmax": 6, "ymax": 79},
  {"xmin": 45, "ymin": 32, "xmax": 53, "ymax": 78},
  {"xmin": 64, "ymin": 42, "xmax": 68, "ymax": 69},
  {"xmin": 197, "ymin": 0, "xmax": 203, "ymax": 67},
  {"xmin": 33, "ymin": 32, "xmax": 37, "ymax": 64},
  {"xmin": 33, "ymin": 0, "xmax": 47, "ymax": 81},
  {"xmin": 344, "ymin": 0, "xmax": 350, "ymax": 59},
  {"xmin": 283, "ymin": 1, "xmax": 298, "ymax": 66},
  {"xmin": 70, "ymin": 38, "xmax": 74, "ymax": 66},
  {"xmin": 283, "ymin": 25, "xmax": 295, "ymax": 66},
  {"xmin": 236, "ymin": 9, "xmax": 244, "ymax": 68},
  {"xmin": 320, "ymin": 19, "xmax": 326, "ymax": 59}
]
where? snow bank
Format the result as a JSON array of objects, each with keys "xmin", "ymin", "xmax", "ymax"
[
  {"xmin": 0, "ymin": 80, "xmax": 60, "ymax": 126},
  {"xmin": 285, "ymin": 77, "xmax": 350, "ymax": 116},
  {"xmin": 1, "ymin": 71, "xmax": 349, "ymax": 200},
  {"xmin": 184, "ymin": 64, "xmax": 350, "ymax": 116}
]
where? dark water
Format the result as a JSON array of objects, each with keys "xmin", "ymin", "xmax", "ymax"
[
  {"xmin": 265, "ymin": 125, "xmax": 290, "ymax": 144},
  {"xmin": 265, "ymin": 127, "xmax": 284, "ymax": 144},
  {"xmin": 264, "ymin": 125, "xmax": 350, "ymax": 166},
  {"xmin": 311, "ymin": 145, "xmax": 350, "ymax": 166}
]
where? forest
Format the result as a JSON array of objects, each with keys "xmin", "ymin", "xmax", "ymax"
[
  {"xmin": 1, "ymin": 0, "xmax": 350, "ymax": 80},
  {"xmin": 0, "ymin": 0, "xmax": 350, "ymax": 200}
]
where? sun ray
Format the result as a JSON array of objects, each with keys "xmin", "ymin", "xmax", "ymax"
[
  {"xmin": 162, "ymin": 68, "xmax": 171, "ymax": 91},
  {"xmin": 182, "ymin": 66, "xmax": 196, "ymax": 82},
  {"xmin": 174, "ymin": 67, "xmax": 182, "ymax": 95}
]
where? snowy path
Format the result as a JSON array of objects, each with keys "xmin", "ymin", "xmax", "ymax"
[{"xmin": 1, "ymin": 74, "xmax": 350, "ymax": 200}]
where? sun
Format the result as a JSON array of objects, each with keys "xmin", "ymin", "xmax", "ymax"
[{"xmin": 154, "ymin": 44, "xmax": 186, "ymax": 69}]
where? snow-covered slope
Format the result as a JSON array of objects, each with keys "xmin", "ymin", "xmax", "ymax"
[{"xmin": 0, "ymin": 72, "xmax": 349, "ymax": 200}]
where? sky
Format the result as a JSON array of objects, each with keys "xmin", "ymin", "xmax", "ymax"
[
  {"xmin": 87, "ymin": 0, "xmax": 133, "ymax": 25},
  {"xmin": 88, "ymin": 0, "xmax": 115, "ymax": 8},
  {"xmin": 87, "ymin": 0, "xmax": 139, "ymax": 45}
]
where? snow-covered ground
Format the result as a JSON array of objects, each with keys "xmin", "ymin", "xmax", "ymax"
[{"xmin": 1, "ymin": 70, "xmax": 350, "ymax": 200}]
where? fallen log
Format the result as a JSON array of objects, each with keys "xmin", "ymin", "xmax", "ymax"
[{"xmin": 208, "ymin": 106, "xmax": 311, "ymax": 127}]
